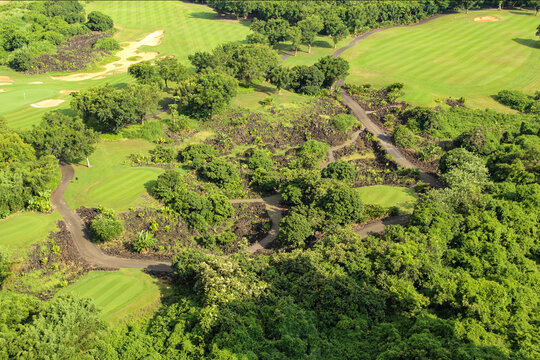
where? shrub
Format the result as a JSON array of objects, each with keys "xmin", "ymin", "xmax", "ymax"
[
  {"xmin": 8, "ymin": 50, "xmax": 32, "ymax": 71},
  {"xmin": 297, "ymin": 140, "xmax": 330, "ymax": 168},
  {"xmin": 322, "ymin": 161, "xmax": 356, "ymax": 183},
  {"xmin": 247, "ymin": 148, "xmax": 273, "ymax": 171},
  {"xmin": 246, "ymin": 32, "xmax": 269, "ymax": 44},
  {"xmin": 172, "ymin": 248, "xmax": 207, "ymax": 284},
  {"xmin": 289, "ymin": 65, "xmax": 324, "ymax": 95},
  {"xmin": 151, "ymin": 145, "xmax": 175, "ymax": 163},
  {"xmin": 90, "ymin": 215, "xmax": 123, "ymax": 243},
  {"xmin": 392, "ymin": 125, "xmax": 420, "ymax": 148},
  {"xmin": 132, "ymin": 231, "xmax": 155, "ymax": 253},
  {"xmin": 332, "ymin": 114, "xmax": 357, "ymax": 131},
  {"xmin": 278, "ymin": 212, "xmax": 313, "ymax": 248},
  {"xmin": 202, "ymin": 158, "xmax": 241, "ymax": 187},
  {"xmin": 152, "ymin": 170, "xmax": 184, "ymax": 203},
  {"xmin": 93, "ymin": 37, "xmax": 120, "ymax": 51},
  {"xmin": 206, "ymin": 192, "xmax": 235, "ymax": 223},
  {"xmin": 251, "ymin": 168, "xmax": 280, "ymax": 193},
  {"xmin": 86, "ymin": 11, "xmax": 114, "ymax": 32},
  {"xmin": 495, "ymin": 90, "xmax": 537, "ymax": 113},
  {"xmin": 454, "ymin": 126, "xmax": 500, "ymax": 155},
  {"xmin": 181, "ymin": 144, "xmax": 218, "ymax": 167},
  {"xmin": 0, "ymin": 248, "xmax": 11, "ymax": 286},
  {"xmin": 185, "ymin": 213, "xmax": 208, "ymax": 232},
  {"xmin": 322, "ymin": 185, "xmax": 363, "ymax": 225}
]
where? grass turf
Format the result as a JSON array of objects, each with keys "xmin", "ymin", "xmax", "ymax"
[
  {"xmin": 57, "ymin": 268, "xmax": 166, "ymax": 326},
  {"xmin": 356, "ymin": 185, "xmax": 417, "ymax": 213},
  {"xmin": 0, "ymin": 0, "xmax": 250, "ymax": 129},
  {"xmin": 0, "ymin": 211, "xmax": 60, "ymax": 254},
  {"xmin": 342, "ymin": 9, "xmax": 540, "ymax": 110},
  {"xmin": 64, "ymin": 139, "xmax": 163, "ymax": 211}
]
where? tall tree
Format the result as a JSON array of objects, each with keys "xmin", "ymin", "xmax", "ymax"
[
  {"xmin": 267, "ymin": 66, "xmax": 292, "ymax": 94},
  {"xmin": 175, "ymin": 73, "xmax": 238, "ymax": 118},
  {"xmin": 25, "ymin": 112, "xmax": 99, "ymax": 167},
  {"xmin": 298, "ymin": 15, "xmax": 324, "ymax": 54},
  {"xmin": 287, "ymin": 26, "xmax": 302, "ymax": 56},
  {"xmin": 128, "ymin": 61, "xmax": 156, "ymax": 84},
  {"xmin": 156, "ymin": 57, "xmax": 189, "ymax": 87},
  {"xmin": 325, "ymin": 13, "xmax": 349, "ymax": 49}
]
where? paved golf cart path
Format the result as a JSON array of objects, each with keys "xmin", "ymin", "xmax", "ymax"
[{"xmin": 50, "ymin": 15, "xmax": 447, "ymax": 270}]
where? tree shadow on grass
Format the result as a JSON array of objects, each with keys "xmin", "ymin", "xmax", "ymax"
[
  {"xmin": 509, "ymin": 10, "xmax": 534, "ymax": 16},
  {"xmin": 312, "ymin": 39, "xmax": 332, "ymax": 49},
  {"xmin": 252, "ymin": 83, "xmax": 275, "ymax": 95},
  {"xmin": 144, "ymin": 180, "xmax": 157, "ymax": 195},
  {"xmin": 512, "ymin": 38, "xmax": 540, "ymax": 49}
]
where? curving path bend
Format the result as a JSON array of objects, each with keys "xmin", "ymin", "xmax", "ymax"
[{"xmin": 49, "ymin": 15, "xmax": 449, "ymax": 270}]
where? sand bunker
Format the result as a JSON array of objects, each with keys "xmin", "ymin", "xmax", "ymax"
[
  {"xmin": 59, "ymin": 89, "xmax": 78, "ymax": 95},
  {"xmin": 29, "ymin": 81, "xmax": 43, "ymax": 84},
  {"xmin": 0, "ymin": 83, "xmax": 12, "ymax": 85},
  {"xmin": 474, "ymin": 16, "xmax": 499, "ymax": 22},
  {"xmin": 0, "ymin": 89, "xmax": 5, "ymax": 93},
  {"xmin": 0, "ymin": 76, "xmax": 12, "ymax": 82},
  {"xmin": 31, "ymin": 99, "xmax": 65, "ymax": 108},
  {"xmin": 51, "ymin": 30, "xmax": 164, "ymax": 82}
]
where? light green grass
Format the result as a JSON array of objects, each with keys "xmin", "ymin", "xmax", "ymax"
[
  {"xmin": 0, "ymin": 211, "xmax": 60, "ymax": 254},
  {"xmin": 342, "ymin": 10, "xmax": 540, "ymax": 110},
  {"xmin": 281, "ymin": 35, "xmax": 351, "ymax": 67},
  {"xmin": 64, "ymin": 139, "xmax": 163, "ymax": 211},
  {"xmin": 1, "ymin": 0, "xmax": 249, "ymax": 129},
  {"xmin": 232, "ymin": 81, "xmax": 312, "ymax": 110},
  {"xmin": 86, "ymin": 0, "xmax": 250, "ymax": 64},
  {"xmin": 356, "ymin": 185, "xmax": 416, "ymax": 213},
  {"xmin": 57, "ymin": 268, "xmax": 165, "ymax": 326}
]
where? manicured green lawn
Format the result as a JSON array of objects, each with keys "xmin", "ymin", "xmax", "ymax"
[
  {"xmin": 57, "ymin": 268, "xmax": 165, "ymax": 326},
  {"xmin": 356, "ymin": 185, "xmax": 416, "ymax": 213},
  {"xmin": 0, "ymin": 0, "xmax": 249, "ymax": 128},
  {"xmin": 342, "ymin": 10, "xmax": 540, "ymax": 110},
  {"xmin": 0, "ymin": 212, "xmax": 61, "ymax": 254},
  {"xmin": 281, "ymin": 35, "xmax": 351, "ymax": 67},
  {"xmin": 232, "ymin": 81, "xmax": 312, "ymax": 110},
  {"xmin": 86, "ymin": 0, "xmax": 250, "ymax": 63},
  {"xmin": 64, "ymin": 139, "xmax": 163, "ymax": 211}
]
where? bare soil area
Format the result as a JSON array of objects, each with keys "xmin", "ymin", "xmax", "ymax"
[{"xmin": 474, "ymin": 16, "xmax": 499, "ymax": 22}]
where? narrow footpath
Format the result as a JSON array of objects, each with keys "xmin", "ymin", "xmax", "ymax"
[{"xmin": 50, "ymin": 15, "xmax": 446, "ymax": 270}]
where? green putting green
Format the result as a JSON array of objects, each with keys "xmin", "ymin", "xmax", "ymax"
[
  {"xmin": 64, "ymin": 139, "xmax": 163, "ymax": 211},
  {"xmin": 57, "ymin": 268, "xmax": 164, "ymax": 326},
  {"xmin": 356, "ymin": 185, "xmax": 416, "ymax": 213},
  {"xmin": 0, "ymin": 212, "xmax": 61, "ymax": 254},
  {"xmin": 342, "ymin": 10, "xmax": 540, "ymax": 110}
]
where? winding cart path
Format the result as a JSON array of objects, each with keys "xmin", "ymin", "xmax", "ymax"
[{"xmin": 50, "ymin": 15, "xmax": 446, "ymax": 270}]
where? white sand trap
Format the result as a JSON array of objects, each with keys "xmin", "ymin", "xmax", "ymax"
[
  {"xmin": 31, "ymin": 99, "xmax": 65, "ymax": 108},
  {"xmin": 0, "ymin": 83, "xmax": 12, "ymax": 85},
  {"xmin": 474, "ymin": 16, "xmax": 499, "ymax": 22},
  {"xmin": 0, "ymin": 76, "xmax": 13, "ymax": 82},
  {"xmin": 51, "ymin": 30, "xmax": 164, "ymax": 82},
  {"xmin": 0, "ymin": 89, "xmax": 6, "ymax": 93},
  {"xmin": 29, "ymin": 81, "xmax": 43, "ymax": 84},
  {"xmin": 60, "ymin": 89, "xmax": 78, "ymax": 95}
]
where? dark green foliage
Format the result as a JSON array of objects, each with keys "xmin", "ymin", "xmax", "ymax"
[
  {"xmin": 206, "ymin": 192, "xmax": 234, "ymax": 223},
  {"xmin": 439, "ymin": 148, "xmax": 489, "ymax": 188},
  {"xmin": 454, "ymin": 126, "xmax": 500, "ymax": 155},
  {"xmin": 246, "ymin": 32, "xmax": 269, "ymax": 44},
  {"xmin": 251, "ymin": 168, "xmax": 280, "ymax": 193},
  {"xmin": 495, "ymin": 89, "xmax": 539, "ymax": 114},
  {"xmin": 246, "ymin": 148, "xmax": 273, "ymax": 171},
  {"xmin": 150, "ymin": 145, "xmax": 175, "ymax": 163},
  {"xmin": 176, "ymin": 72, "xmax": 238, "ymax": 118},
  {"xmin": 297, "ymin": 140, "xmax": 330, "ymax": 169},
  {"xmin": 331, "ymin": 113, "xmax": 357, "ymax": 131},
  {"xmin": 314, "ymin": 56, "xmax": 350, "ymax": 87},
  {"xmin": 0, "ymin": 249, "xmax": 10, "ymax": 286},
  {"xmin": 71, "ymin": 84, "xmax": 160, "ymax": 132},
  {"xmin": 0, "ymin": 293, "xmax": 108, "ymax": 359},
  {"xmin": 401, "ymin": 106, "xmax": 439, "ymax": 133},
  {"xmin": 289, "ymin": 65, "xmax": 324, "ymax": 95},
  {"xmin": 90, "ymin": 214, "xmax": 123, "ymax": 243},
  {"xmin": 321, "ymin": 184, "xmax": 363, "ymax": 224},
  {"xmin": 152, "ymin": 170, "xmax": 184, "ymax": 203},
  {"xmin": 172, "ymin": 248, "xmax": 208, "ymax": 284},
  {"xmin": 202, "ymin": 158, "xmax": 241, "ymax": 188},
  {"xmin": 180, "ymin": 144, "xmax": 218, "ymax": 168},
  {"xmin": 250, "ymin": 18, "xmax": 290, "ymax": 45},
  {"xmin": 322, "ymin": 161, "xmax": 356, "ymax": 183},
  {"xmin": 25, "ymin": 112, "xmax": 99, "ymax": 163},
  {"xmin": 156, "ymin": 57, "xmax": 189, "ymax": 87},
  {"xmin": 86, "ymin": 11, "xmax": 114, "ymax": 32},
  {"xmin": 0, "ymin": 130, "xmax": 57, "ymax": 218},
  {"xmin": 128, "ymin": 61, "xmax": 156, "ymax": 83},
  {"xmin": 132, "ymin": 231, "xmax": 155, "ymax": 253},
  {"xmin": 266, "ymin": 65, "xmax": 292, "ymax": 93},
  {"xmin": 392, "ymin": 125, "xmax": 420, "ymax": 148},
  {"xmin": 8, "ymin": 50, "xmax": 32, "ymax": 71},
  {"xmin": 92, "ymin": 37, "xmax": 120, "ymax": 51},
  {"xmin": 278, "ymin": 212, "xmax": 313, "ymax": 248}
]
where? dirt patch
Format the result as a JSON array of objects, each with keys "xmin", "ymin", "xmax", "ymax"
[
  {"xmin": 60, "ymin": 89, "xmax": 78, "ymax": 95},
  {"xmin": 31, "ymin": 99, "xmax": 65, "ymax": 108},
  {"xmin": 51, "ymin": 30, "xmax": 164, "ymax": 81},
  {"xmin": 474, "ymin": 16, "xmax": 499, "ymax": 22},
  {"xmin": 0, "ymin": 76, "xmax": 12, "ymax": 82}
]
